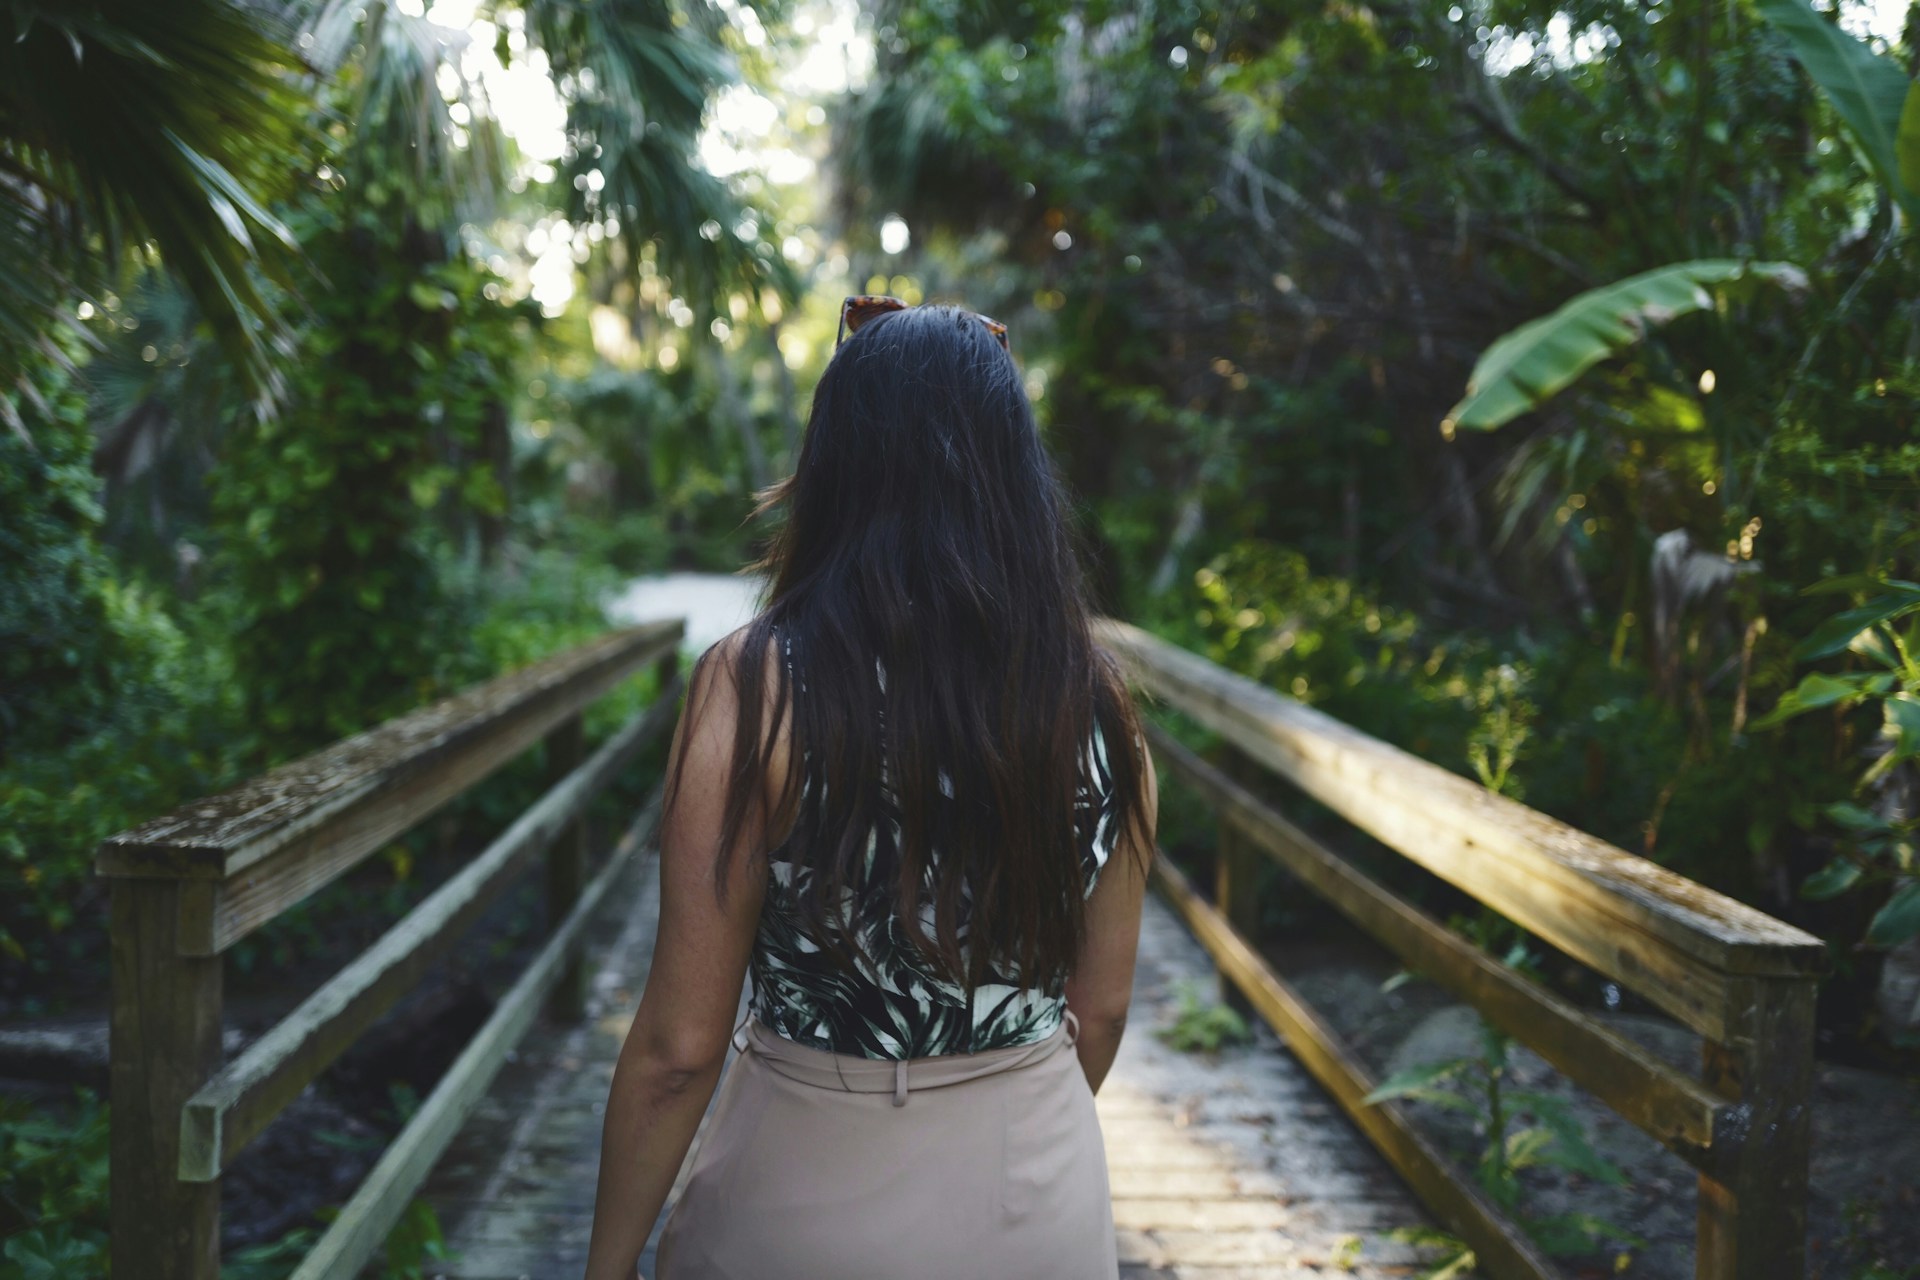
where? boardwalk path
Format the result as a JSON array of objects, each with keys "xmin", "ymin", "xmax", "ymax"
[
  {"xmin": 412, "ymin": 574, "xmax": 1427, "ymax": 1277},
  {"xmin": 413, "ymin": 843, "xmax": 1427, "ymax": 1279}
]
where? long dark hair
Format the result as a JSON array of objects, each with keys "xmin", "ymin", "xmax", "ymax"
[{"xmin": 665, "ymin": 302, "xmax": 1150, "ymax": 991}]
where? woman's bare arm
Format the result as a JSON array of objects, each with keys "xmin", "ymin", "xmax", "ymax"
[
  {"xmin": 1063, "ymin": 738, "xmax": 1157, "ymax": 1094},
  {"xmin": 582, "ymin": 633, "xmax": 783, "ymax": 1280}
]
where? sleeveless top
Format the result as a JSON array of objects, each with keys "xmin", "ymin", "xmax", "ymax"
[{"xmin": 747, "ymin": 653, "xmax": 1121, "ymax": 1060}]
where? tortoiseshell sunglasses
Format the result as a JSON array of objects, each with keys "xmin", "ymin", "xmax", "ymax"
[{"xmin": 836, "ymin": 294, "xmax": 1011, "ymax": 352}]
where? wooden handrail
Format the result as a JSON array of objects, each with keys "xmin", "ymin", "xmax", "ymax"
[
  {"xmin": 1096, "ymin": 619, "xmax": 1823, "ymax": 1035},
  {"xmin": 288, "ymin": 792, "xmax": 666, "ymax": 1280},
  {"xmin": 1148, "ymin": 725, "xmax": 1731, "ymax": 1168},
  {"xmin": 98, "ymin": 620, "xmax": 681, "ymax": 957},
  {"xmin": 98, "ymin": 621, "xmax": 679, "ymax": 880},
  {"xmin": 178, "ymin": 685, "xmax": 682, "ymax": 1182},
  {"xmin": 1095, "ymin": 617, "xmax": 1825, "ymax": 1280},
  {"xmin": 99, "ymin": 622, "xmax": 685, "ymax": 1280}
]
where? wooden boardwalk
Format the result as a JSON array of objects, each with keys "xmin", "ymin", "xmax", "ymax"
[
  {"xmin": 411, "ymin": 838, "xmax": 1428, "ymax": 1280},
  {"xmin": 92, "ymin": 584, "xmax": 1824, "ymax": 1280}
]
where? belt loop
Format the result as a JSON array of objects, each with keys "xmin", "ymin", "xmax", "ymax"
[{"xmin": 892, "ymin": 1057, "xmax": 908, "ymax": 1107}]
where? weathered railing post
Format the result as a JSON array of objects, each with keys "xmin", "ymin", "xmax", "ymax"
[
  {"xmin": 544, "ymin": 712, "xmax": 588, "ymax": 1022},
  {"xmin": 1696, "ymin": 974, "xmax": 1819, "ymax": 1280},
  {"xmin": 107, "ymin": 876, "xmax": 222, "ymax": 1280},
  {"xmin": 655, "ymin": 647, "xmax": 681, "ymax": 714}
]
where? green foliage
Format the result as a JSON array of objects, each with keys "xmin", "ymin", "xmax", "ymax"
[
  {"xmin": 213, "ymin": 191, "xmax": 537, "ymax": 752},
  {"xmin": 377, "ymin": 1199, "xmax": 453, "ymax": 1280},
  {"xmin": 0, "ymin": 0, "xmax": 785, "ymax": 1261},
  {"xmin": 528, "ymin": 0, "xmax": 800, "ymax": 322},
  {"xmin": 1755, "ymin": 0, "xmax": 1920, "ymax": 220},
  {"xmin": 1155, "ymin": 979, "xmax": 1253, "ymax": 1053},
  {"xmin": 0, "ymin": 1091, "xmax": 109, "ymax": 1278},
  {"xmin": 222, "ymin": 1229, "xmax": 321, "ymax": 1280},
  {"xmin": 1178, "ymin": 542, "xmax": 1533, "ymax": 799},
  {"xmin": 0, "ymin": 0, "xmax": 310, "ymax": 408},
  {"xmin": 837, "ymin": 0, "xmax": 1920, "ymax": 988},
  {"xmin": 1762, "ymin": 575, "xmax": 1920, "ymax": 947},
  {"xmin": 217, "ymin": 1199, "xmax": 450, "ymax": 1280},
  {"xmin": 1, "ymin": 379, "xmax": 246, "ymax": 980},
  {"xmin": 1169, "ymin": 535, "xmax": 1825, "ymax": 901},
  {"xmin": 1446, "ymin": 910, "xmax": 1547, "ymax": 985},
  {"xmin": 519, "ymin": 361, "xmax": 768, "ymax": 575},
  {"xmin": 1364, "ymin": 1019, "xmax": 1639, "ymax": 1261},
  {"xmin": 1328, "ymin": 1233, "xmax": 1364, "ymax": 1271},
  {"xmin": 1447, "ymin": 260, "xmax": 1808, "ymax": 433},
  {"xmin": 1384, "ymin": 1226, "xmax": 1478, "ymax": 1280},
  {"xmin": 0, "ymin": 375, "xmax": 117, "ymax": 757}
]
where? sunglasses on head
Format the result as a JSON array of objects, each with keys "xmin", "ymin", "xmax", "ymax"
[{"xmin": 836, "ymin": 295, "xmax": 1011, "ymax": 352}]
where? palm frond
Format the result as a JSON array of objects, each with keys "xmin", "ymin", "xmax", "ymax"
[
  {"xmin": 832, "ymin": 54, "xmax": 1003, "ymax": 235},
  {"xmin": 327, "ymin": 1, "xmax": 507, "ymax": 216},
  {"xmin": 528, "ymin": 0, "xmax": 795, "ymax": 318},
  {"xmin": 0, "ymin": 0, "xmax": 313, "ymax": 407}
]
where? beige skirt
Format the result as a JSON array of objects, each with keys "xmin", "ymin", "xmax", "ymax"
[{"xmin": 656, "ymin": 1009, "xmax": 1118, "ymax": 1279}]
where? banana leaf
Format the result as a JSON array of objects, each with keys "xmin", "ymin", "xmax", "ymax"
[
  {"xmin": 1755, "ymin": 0, "xmax": 1919, "ymax": 219},
  {"xmin": 1445, "ymin": 260, "xmax": 1805, "ymax": 432},
  {"xmin": 1902, "ymin": 82, "xmax": 1920, "ymax": 208},
  {"xmin": 1868, "ymin": 881, "xmax": 1920, "ymax": 948}
]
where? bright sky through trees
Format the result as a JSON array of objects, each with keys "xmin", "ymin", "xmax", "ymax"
[
  {"xmin": 398, "ymin": 0, "xmax": 868, "ymax": 315},
  {"xmin": 411, "ymin": 0, "xmax": 1910, "ymax": 316}
]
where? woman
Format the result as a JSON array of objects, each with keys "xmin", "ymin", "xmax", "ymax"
[{"xmin": 582, "ymin": 298, "xmax": 1159, "ymax": 1280}]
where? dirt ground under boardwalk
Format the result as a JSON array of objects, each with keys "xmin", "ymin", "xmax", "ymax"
[{"xmin": 1287, "ymin": 959, "xmax": 1920, "ymax": 1280}]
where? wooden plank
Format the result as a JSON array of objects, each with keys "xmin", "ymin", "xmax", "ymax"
[
  {"xmin": 1148, "ymin": 725, "xmax": 1731, "ymax": 1170},
  {"xmin": 1695, "ymin": 975, "xmax": 1817, "ymax": 1280},
  {"xmin": 1110, "ymin": 1197, "xmax": 1302, "ymax": 1231},
  {"xmin": 179, "ymin": 697, "xmax": 677, "ymax": 1182},
  {"xmin": 1150, "ymin": 850, "xmax": 1563, "ymax": 1280},
  {"xmin": 97, "ymin": 620, "xmax": 682, "ymax": 883},
  {"xmin": 1098, "ymin": 620, "xmax": 1824, "ymax": 1040},
  {"xmin": 285, "ymin": 784, "xmax": 658, "ymax": 1280},
  {"xmin": 109, "ymin": 881, "xmax": 223, "ymax": 1280}
]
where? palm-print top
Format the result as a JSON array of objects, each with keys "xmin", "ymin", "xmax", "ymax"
[{"xmin": 747, "ymin": 664, "xmax": 1121, "ymax": 1060}]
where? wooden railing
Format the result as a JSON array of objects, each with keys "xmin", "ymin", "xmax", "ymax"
[
  {"xmin": 1095, "ymin": 620, "xmax": 1827, "ymax": 1280},
  {"xmin": 95, "ymin": 620, "xmax": 686, "ymax": 1280}
]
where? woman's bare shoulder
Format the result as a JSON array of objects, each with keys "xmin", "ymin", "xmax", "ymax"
[
  {"xmin": 690, "ymin": 620, "xmax": 798, "ymax": 768},
  {"xmin": 696, "ymin": 619, "xmax": 788, "ymax": 692}
]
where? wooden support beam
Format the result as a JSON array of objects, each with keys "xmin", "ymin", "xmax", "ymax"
[
  {"xmin": 1214, "ymin": 747, "xmax": 1260, "ymax": 1019},
  {"xmin": 654, "ymin": 647, "xmax": 682, "ymax": 727},
  {"xmin": 1695, "ymin": 976, "xmax": 1818, "ymax": 1280},
  {"xmin": 179, "ymin": 691, "xmax": 679, "ymax": 1181},
  {"xmin": 545, "ymin": 713, "xmax": 588, "ymax": 1022},
  {"xmin": 287, "ymin": 791, "xmax": 662, "ymax": 1280},
  {"xmin": 1147, "ymin": 724, "xmax": 1731, "ymax": 1170},
  {"xmin": 1098, "ymin": 619, "xmax": 1825, "ymax": 1041},
  {"xmin": 109, "ymin": 881, "xmax": 223, "ymax": 1280},
  {"xmin": 1151, "ymin": 851, "xmax": 1561, "ymax": 1280}
]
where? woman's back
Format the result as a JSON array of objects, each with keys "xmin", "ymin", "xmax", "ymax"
[
  {"xmin": 584, "ymin": 301, "xmax": 1157, "ymax": 1280},
  {"xmin": 750, "ymin": 707, "xmax": 1121, "ymax": 1058}
]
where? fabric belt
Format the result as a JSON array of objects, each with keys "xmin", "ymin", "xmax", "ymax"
[{"xmin": 730, "ymin": 1007, "xmax": 1081, "ymax": 1108}]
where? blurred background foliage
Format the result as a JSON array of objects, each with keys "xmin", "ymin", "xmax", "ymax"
[
  {"xmin": 6, "ymin": 0, "xmax": 1920, "ymax": 1269},
  {"xmin": 826, "ymin": 0, "xmax": 1920, "ymax": 1052}
]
